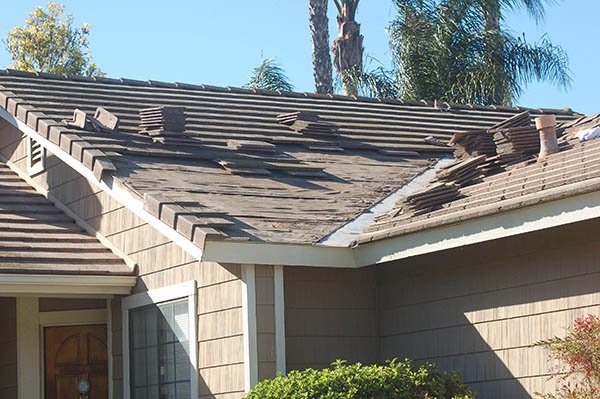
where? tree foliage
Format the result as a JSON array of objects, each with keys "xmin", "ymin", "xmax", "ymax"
[
  {"xmin": 247, "ymin": 359, "xmax": 476, "ymax": 399},
  {"xmin": 348, "ymin": 0, "xmax": 570, "ymax": 105},
  {"xmin": 4, "ymin": 2, "xmax": 103, "ymax": 77},
  {"xmin": 535, "ymin": 315, "xmax": 600, "ymax": 399},
  {"xmin": 245, "ymin": 59, "xmax": 294, "ymax": 92}
]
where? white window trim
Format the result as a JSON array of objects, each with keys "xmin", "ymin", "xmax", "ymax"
[{"xmin": 121, "ymin": 281, "xmax": 198, "ymax": 399}]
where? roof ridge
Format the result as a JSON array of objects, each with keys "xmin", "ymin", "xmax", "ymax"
[{"xmin": 0, "ymin": 68, "xmax": 580, "ymax": 116}]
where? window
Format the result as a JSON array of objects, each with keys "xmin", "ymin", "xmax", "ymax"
[
  {"xmin": 27, "ymin": 136, "xmax": 45, "ymax": 176},
  {"xmin": 122, "ymin": 281, "xmax": 197, "ymax": 399}
]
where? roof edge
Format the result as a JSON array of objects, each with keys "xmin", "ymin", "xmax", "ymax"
[{"xmin": 354, "ymin": 182, "xmax": 600, "ymax": 265}]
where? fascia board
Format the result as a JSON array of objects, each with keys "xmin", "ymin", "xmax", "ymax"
[
  {"xmin": 355, "ymin": 188, "xmax": 600, "ymax": 266},
  {"xmin": 202, "ymin": 240, "xmax": 359, "ymax": 268}
]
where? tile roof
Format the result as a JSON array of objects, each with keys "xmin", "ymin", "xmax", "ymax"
[
  {"xmin": 356, "ymin": 114, "xmax": 600, "ymax": 245},
  {"xmin": 0, "ymin": 69, "xmax": 582, "ymax": 245},
  {"xmin": 0, "ymin": 162, "xmax": 131, "ymax": 275}
]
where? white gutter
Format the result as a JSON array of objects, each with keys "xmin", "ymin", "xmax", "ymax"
[
  {"xmin": 319, "ymin": 157, "xmax": 454, "ymax": 246},
  {"xmin": 0, "ymin": 273, "xmax": 136, "ymax": 296},
  {"xmin": 0, "ymin": 108, "xmax": 204, "ymax": 260}
]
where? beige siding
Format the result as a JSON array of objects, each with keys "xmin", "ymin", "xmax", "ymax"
[
  {"xmin": 284, "ymin": 267, "xmax": 378, "ymax": 371},
  {"xmin": 198, "ymin": 262, "xmax": 245, "ymax": 399},
  {"xmin": 378, "ymin": 219, "xmax": 600, "ymax": 399},
  {"xmin": 0, "ymin": 127, "xmax": 246, "ymax": 398},
  {"xmin": 0, "ymin": 297, "xmax": 17, "ymax": 399}
]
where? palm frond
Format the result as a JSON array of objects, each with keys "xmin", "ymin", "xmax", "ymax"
[{"xmin": 245, "ymin": 59, "xmax": 294, "ymax": 92}]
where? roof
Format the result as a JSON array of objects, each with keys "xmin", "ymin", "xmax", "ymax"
[
  {"xmin": 357, "ymin": 113, "xmax": 600, "ymax": 245},
  {"xmin": 0, "ymin": 161, "xmax": 131, "ymax": 275},
  {"xmin": 0, "ymin": 69, "xmax": 582, "ymax": 245}
]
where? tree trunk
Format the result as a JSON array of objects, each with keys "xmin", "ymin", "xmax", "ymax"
[
  {"xmin": 309, "ymin": 0, "xmax": 333, "ymax": 94},
  {"xmin": 332, "ymin": 0, "xmax": 363, "ymax": 96},
  {"xmin": 482, "ymin": 0, "xmax": 501, "ymax": 32}
]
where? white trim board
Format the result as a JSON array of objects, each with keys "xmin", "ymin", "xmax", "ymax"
[
  {"xmin": 121, "ymin": 281, "xmax": 198, "ymax": 399},
  {"xmin": 0, "ymin": 110, "xmax": 204, "ymax": 260},
  {"xmin": 273, "ymin": 265, "xmax": 286, "ymax": 376},
  {"xmin": 0, "ymin": 274, "xmax": 136, "ymax": 296},
  {"xmin": 241, "ymin": 264, "xmax": 258, "ymax": 391}
]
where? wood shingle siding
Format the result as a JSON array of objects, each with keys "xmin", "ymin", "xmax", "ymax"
[
  {"xmin": 284, "ymin": 267, "xmax": 378, "ymax": 371},
  {"xmin": 377, "ymin": 218, "xmax": 600, "ymax": 399}
]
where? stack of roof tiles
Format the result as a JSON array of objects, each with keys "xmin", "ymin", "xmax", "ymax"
[
  {"xmin": 435, "ymin": 155, "xmax": 487, "ymax": 186},
  {"xmin": 489, "ymin": 111, "xmax": 540, "ymax": 160},
  {"xmin": 449, "ymin": 129, "xmax": 496, "ymax": 159},
  {"xmin": 393, "ymin": 182, "xmax": 461, "ymax": 215},
  {"xmin": 139, "ymin": 106, "xmax": 186, "ymax": 139},
  {"xmin": 277, "ymin": 111, "xmax": 338, "ymax": 138}
]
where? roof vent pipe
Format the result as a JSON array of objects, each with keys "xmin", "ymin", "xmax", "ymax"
[{"xmin": 536, "ymin": 114, "xmax": 558, "ymax": 160}]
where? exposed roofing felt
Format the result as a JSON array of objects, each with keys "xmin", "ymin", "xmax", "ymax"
[
  {"xmin": 356, "ymin": 114, "xmax": 600, "ymax": 245},
  {"xmin": 0, "ymin": 161, "xmax": 131, "ymax": 275},
  {"xmin": 0, "ymin": 69, "xmax": 582, "ymax": 245}
]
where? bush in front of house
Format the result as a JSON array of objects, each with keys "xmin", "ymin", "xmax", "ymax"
[
  {"xmin": 246, "ymin": 359, "xmax": 476, "ymax": 399},
  {"xmin": 536, "ymin": 314, "xmax": 600, "ymax": 399}
]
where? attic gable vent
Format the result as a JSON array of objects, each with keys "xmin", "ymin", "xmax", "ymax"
[{"xmin": 27, "ymin": 136, "xmax": 45, "ymax": 176}]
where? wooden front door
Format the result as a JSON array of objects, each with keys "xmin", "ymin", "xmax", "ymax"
[{"xmin": 44, "ymin": 325, "xmax": 108, "ymax": 399}]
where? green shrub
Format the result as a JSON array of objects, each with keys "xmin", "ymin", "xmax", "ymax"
[{"xmin": 246, "ymin": 359, "xmax": 476, "ymax": 399}]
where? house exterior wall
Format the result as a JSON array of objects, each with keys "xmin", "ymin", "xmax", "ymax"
[
  {"xmin": 0, "ymin": 297, "xmax": 17, "ymax": 399},
  {"xmin": 283, "ymin": 266, "xmax": 378, "ymax": 371},
  {"xmin": 0, "ymin": 127, "xmax": 246, "ymax": 398},
  {"xmin": 378, "ymin": 218, "xmax": 600, "ymax": 399}
]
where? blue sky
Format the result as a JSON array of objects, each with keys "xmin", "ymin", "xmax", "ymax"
[{"xmin": 0, "ymin": 1, "xmax": 597, "ymax": 115}]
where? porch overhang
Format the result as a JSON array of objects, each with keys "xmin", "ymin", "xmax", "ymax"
[{"xmin": 0, "ymin": 273, "xmax": 136, "ymax": 296}]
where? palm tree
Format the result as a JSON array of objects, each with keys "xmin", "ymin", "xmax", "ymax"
[
  {"xmin": 357, "ymin": 0, "xmax": 569, "ymax": 105},
  {"xmin": 245, "ymin": 59, "xmax": 294, "ymax": 92},
  {"xmin": 309, "ymin": 0, "xmax": 333, "ymax": 94},
  {"xmin": 331, "ymin": 0, "xmax": 363, "ymax": 96}
]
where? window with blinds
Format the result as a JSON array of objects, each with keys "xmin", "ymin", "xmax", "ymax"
[
  {"xmin": 129, "ymin": 298, "xmax": 191, "ymax": 399},
  {"xmin": 27, "ymin": 136, "xmax": 45, "ymax": 176}
]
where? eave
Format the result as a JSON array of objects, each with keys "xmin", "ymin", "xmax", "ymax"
[{"xmin": 0, "ymin": 273, "xmax": 136, "ymax": 296}]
